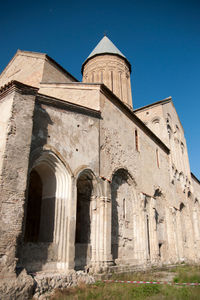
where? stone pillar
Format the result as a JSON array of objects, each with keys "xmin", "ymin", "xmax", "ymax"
[
  {"xmin": 91, "ymin": 196, "xmax": 97, "ymax": 264},
  {"xmin": 0, "ymin": 83, "xmax": 37, "ymax": 275},
  {"xmin": 99, "ymin": 197, "xmax": 105, "ymax": 262},
  {"xmin": 95, "ymin": 197, "xmax": 100, "ymax": 265},
  {"xmin": 103, "ymin": 196, "xmax": 113, "ymax": 265},
  {"xmin": 101, "ymin": 179, "xmax": 113, "ymax": 266},
  {"xmin": 176, "ymin": 209, "xmax": 183, "ymax": 261},
  {"xmin": 66, "ymin": 176, "xmax": 77, "ymax": 270},
  {"xmin": 94, "ymin": 179, "xmax": 113, "ymax": 271},
  {"xmin": 138, "ymin": 193, "xmax": 147, "ymax": 263},
  {"xmin": 184, "ymin": 205, "xmax": 195, "ymax": 261},
  {"xmin": 149, "ymin": 199, "xmax": 159, "ymax": 264}
]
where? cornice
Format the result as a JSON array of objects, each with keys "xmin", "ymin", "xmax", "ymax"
[
  {"xmin": 37, "ymin": 93, "xmax": 101, "ymax": 119},
  {"xmin": 0, "ymin": 80, "xmax": 38, "ymax": 100}
]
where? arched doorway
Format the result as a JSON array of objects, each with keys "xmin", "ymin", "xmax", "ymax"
[
  {"xmin": 24, "ymin": 170, "xmax": 43, "ymax": 242},
  {"xmin": 25, "ymin": 163, "xmax": 56, "ymax": 243},
  {"xmin": 75, "ymin": 171, "xmax": 94, "ymax": 270},
  {"xmin": 20, "ymin": 150, "xmax": 70, "ymax": 272},
  {"xmin": 111, "ymin": 169, "xmax": 134, "ymax": 264}
]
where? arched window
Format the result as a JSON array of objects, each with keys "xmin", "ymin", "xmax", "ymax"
[
  {"xmin": 123, "ymin": 198, "xmax": 126, "ymax": 219},
  {"xmin": 167, "ymin": 124, "xmax": 172, "ymax": 139},
  {"xmin": 152, "ymin": 117, "xmax": 160, "ymax": 136},
  {"xmin": 181, "ymin": 142, "xmax": 184, "ymax": 154},
  {"xmin": 135, "ymin": 129, "xmax": 139, "ymax": 151}
]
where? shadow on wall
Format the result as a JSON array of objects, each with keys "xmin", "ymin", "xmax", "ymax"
[
  {"xmin": 75, "ymin": 171, "xmax": 93, "ymax": 271},
  {"xmin": 16, "ymin": 101, "xmax": 56, "ymax": 272}
]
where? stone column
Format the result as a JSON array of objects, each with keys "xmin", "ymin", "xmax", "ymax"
[
  {"xmin": 95, "ymin": 198, "xmax": 100, "ymax": 266},
  {"xmin": 149, "ymin": 199, "xmax": 159, "ymax": 264},
  {"xmin": 96, "ymin": 180, "xmax": 113, "ymax": 270},
  {"xmin": 138, "ymin": 193, "xmax": 147, "ymax": 263},
  {"xmin": 66, "ymin": 176, "xmax": 77, "ymax": 270},
  {"xmin": 192, "ymin": 208, "xmax": 199, "ymax": 260},
  {"xmin": 176, "ymin": 209, "xmax": 183, "ymax": 261},
  {"xmin": 102, "ymin": 179, "xmax": 113, "ymax": 266},
  {"xmin": 90, "ymin": 196, "xmax": 97, "ymax": 265},
  {"xmin": 99, "ymin": 197, "xmax": 105, "ymax": 262},
  {"xmin": 184, "ymin": 205, "xmax": 195, "ymax": 261},
  {"xmin": 103, "ymin": 196, "xmax": 113, "ymax": 266}
]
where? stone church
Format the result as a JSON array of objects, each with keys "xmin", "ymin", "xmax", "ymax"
[{"xmin": 0, "ymin": 36, "xmax": 200, "ymax": 280}]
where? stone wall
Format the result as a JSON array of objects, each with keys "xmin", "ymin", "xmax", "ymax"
[
  {"xmin": 99, "ymin": 91, "xmax": 172, "ymax": 266},
  {"xmin": 0, "ymin": 84, "xmax": 37, "ymax": 276},
  {"xmin": 135, "ymin": 100, "xmax": 192, "ymax": 195},
  {"xmin": 17, "ymin": 93, "xmax": 101, "ymax": 272},
  {"xmin": 192, "ymin": 174, "xmax": 200, "ymax": 201},
  {"xmin": 0, "ymin": 93, "xmax": 13, "ymax": 176}
]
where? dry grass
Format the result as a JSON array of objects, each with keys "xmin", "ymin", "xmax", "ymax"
[{"xmin": 50, "ymin": 265, "xmax": 200, "ymax": 300}]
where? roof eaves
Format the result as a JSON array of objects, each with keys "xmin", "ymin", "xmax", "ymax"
[
  {"xmin": 37, "ymin": 92, "xmax": 101, "ymax": 119},
  {"xmin": 191, "ymin": 172, "xmax": 200, "ymax": 185},
  {"xmin": 0, "ymin": 80, "xmax": 39, "ymax": 99},
  {"xmin": 45, "ymin": 54, "xmax": 79, "ymax": 82}
]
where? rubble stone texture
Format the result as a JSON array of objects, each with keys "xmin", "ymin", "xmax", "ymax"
[{"xmin": 0, "ymin": 36, "xmax": 200, "ymax": 299}]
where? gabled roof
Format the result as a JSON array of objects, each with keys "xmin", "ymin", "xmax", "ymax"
[
  {"xmin": 82, "ymin": 36, "xmax": 131, "ymax": 73},
  {"xmin": 0, "ymin": 50, "xmax": 78, "ymax": 88},
  {"xmin": 134, "ymin": 96, "xmax": 184, "ymax": 132},
  {"xmin": 134, "ymin": 97, "xmax": 172, "ymax": 113}
]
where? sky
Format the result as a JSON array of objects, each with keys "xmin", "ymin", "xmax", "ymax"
[{"xmin": 0, "ymin": 0, "xmax": 199, "ymax": 179}]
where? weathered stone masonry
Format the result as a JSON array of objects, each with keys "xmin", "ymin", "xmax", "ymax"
[
  {"xmin": 0, "ymin": 36, "xmax": 200, "ymax": 298},
  {"xmin": 0, "ymin": 83, "xmax": 37, "ymax": 275}
]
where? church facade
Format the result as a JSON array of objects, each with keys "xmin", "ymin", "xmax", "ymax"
[{"xmin": 0, "ymin": 36, "xmax": 200, "ymax": 277}]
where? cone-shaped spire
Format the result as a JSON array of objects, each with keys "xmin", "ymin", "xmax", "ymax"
[
  {"xmin": 87, "ymin": 36, "xmax": 126, "ymax": 60},
  {"xmin": 82, "ymin": 36, "xmax": 131, "ymax": 73},
  {"xmin": 82, "ymin": 36, "xmax": 133, "ymax": 108}
]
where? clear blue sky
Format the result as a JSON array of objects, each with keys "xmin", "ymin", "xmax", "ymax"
[{"xmin": 0, "ymin": 0, "xmax": 199, "ymax": 179}]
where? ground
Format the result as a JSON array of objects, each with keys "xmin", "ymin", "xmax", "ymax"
[{"xmin": 49, "ymin": 265, "xmax": 200, "ymax": 300}]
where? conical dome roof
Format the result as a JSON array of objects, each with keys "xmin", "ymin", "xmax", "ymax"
[
  {"xmin": 82, "ymin": 36, "xmax": 131, "ymax": 73},
  {"xmin": 87, "ymin": 36, "xmax": 125, "ymax": 59}
]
